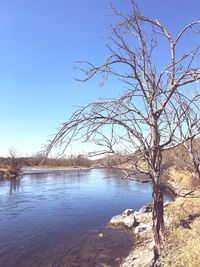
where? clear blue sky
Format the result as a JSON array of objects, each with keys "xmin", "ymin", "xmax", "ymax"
[{"xmin": 0, "ymin": 0, "xmax": 199, "ymax": 157}]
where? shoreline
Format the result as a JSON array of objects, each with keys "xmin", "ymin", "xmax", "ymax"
[
  {"xmin": 118, "ymin": 170, "xmax": 183, "ymax": 267},
  {"xmin": 118, "ymin": 202, "xmax": 172, "ymax": 267},
  {"xmin": 21, "ymin": 166, "xmax": 93, "ymax": 175},
  {"xmin": 22, "ymin": 165, "xmax": 92, "ymax": 171},
  {"xmin": 117, "ymin": 163, "xmax": 200, "ymax": 267}
]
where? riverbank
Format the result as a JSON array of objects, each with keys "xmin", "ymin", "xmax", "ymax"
[
  {"xmin": 163, "ymin": 190, "xmax": 200, "ymax": 267},
  {"xmin": 108, "ymin": 203, "xmax": 172, "ymax": 267},
  {"xmin": 0, "ymin": 165, "xmax": 93, "ymax": 179},
  {"xmin": 0, "ymin": 166, "xmax": 20, "ymax": 180},
  {"xmin": 109, "ymin": 205, "xmax": 155, "ymax": 267},
  {"xmin": 118, "ymin": 203, "xmax": 174, "ymax": 267},
  {"xmin": 113, "ymin": 164, "xmax": 200, "ymax": 267}
]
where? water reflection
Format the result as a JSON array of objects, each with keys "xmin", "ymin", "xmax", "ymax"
[
  {"xmin": 9, "ymin": 178, "xmax": 21, "ymax": 194},
  {"xmin": 28, "ymin": 169, "xmax": 90, "ymax": 183}
]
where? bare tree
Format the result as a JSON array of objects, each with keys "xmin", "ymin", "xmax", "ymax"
[
  {"xmin": 8, "ymin": 148, "xmax": 22, "ymax": 177},
  {"xmin": 45, "ymin": 1, "xmax": 200, "ymax": 258}
]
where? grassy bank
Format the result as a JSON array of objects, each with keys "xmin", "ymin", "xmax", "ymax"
[
  {"xmin": 161, "ymin": 164, "xmax": 200, "ymax": 267},
  {"xmin": 114, "ymin": 145, "xmax": 200, "ymax": 266},
  {"xmin": 164, "ymin": 191, "xmax": 200, "ymax": 267}
]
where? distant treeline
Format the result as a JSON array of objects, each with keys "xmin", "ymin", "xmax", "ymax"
[
  {"xmin": 0, "ymin": 154, "xmax": 92, "ymax": 168},
  {"xmin": 1, "ymin": 139, "xmax": 199, "ymax": 172}
]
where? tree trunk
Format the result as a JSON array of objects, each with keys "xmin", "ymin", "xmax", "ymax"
[
  {"xmin": 152, "ymin": 181, "xmax": 164, "ymax": 259},
  {"xmin": 150, "ymin": 115, "xmax": 165, "ymax": 258}
]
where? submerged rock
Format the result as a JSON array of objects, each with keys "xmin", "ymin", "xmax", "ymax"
[
  {"xmin": 97, "ymin": 233, "xmax": 104, "ymax": 238},
  {"xmin": 97, "ymin": 233, "xmax": 107, "ymax": 238}
]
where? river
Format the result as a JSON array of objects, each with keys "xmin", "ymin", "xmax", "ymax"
[{"xmin": 0, "ymin": 168, "xmax": 163, "ymax": 267}]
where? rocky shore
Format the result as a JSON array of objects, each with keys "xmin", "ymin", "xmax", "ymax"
[
  {"xmin": 109, "ymin": 202, "xmax": 172, "ymax": 267},
  {"xmin": 108, "ymin": 164, "xmax": 197, "ymax": 267}
]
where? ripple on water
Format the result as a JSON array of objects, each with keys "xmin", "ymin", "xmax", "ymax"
[{"xmin": 0, "ymin": 169, "xmax": 158, "ymax": 267}]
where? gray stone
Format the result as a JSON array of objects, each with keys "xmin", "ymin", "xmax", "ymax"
[
  {"xmin": 110, "ymin": 214, "xmax": 125, "ymax": 227},
  {"xmin": 139, "ymin": 203, "xmax": 152, "ymax": 213},
  {"xmin": 109, "ymin": 209, "xmax": 136, "ymax": 229},
  {"xmin": 134, "ymin": 211, "xmax": 152, "ymax": 224},
  {"xmin": 122, "ymin": 209, "xmax": 134, "ymax": 216},
  {"xmin": 123, "ymin": 214, "xmax": 136, "ymax": 228}
]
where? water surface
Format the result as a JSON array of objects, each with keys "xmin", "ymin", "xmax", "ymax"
[{"xmin": 0, "ymin": 168, "xmax": 155, "ymax": 267}]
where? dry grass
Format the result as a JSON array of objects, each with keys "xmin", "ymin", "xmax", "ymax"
[
  {"xmin": 0, "ymin": 164, "xmax": 9, "ymax": 171},
  {"xmin": 161, "ymin": 164, "xmax": 199, "ymax": 193},
  {"xmin": 170, "ymin": 166, "xmax": 198, "ymax": 190},
  {"xmin": 164, "ymin": 192, "xmax": 200, "ymax": 267},
  {"xmin": 161, "ymin": 146, "xmax": 200, "ymax": 266},
  {"xmin": 165, "ymin": 218, "xmax": 200, "ymax": 267},
  {"xmin": 166, "ymin": 193, "xmax": 200, "ymax": 226}
]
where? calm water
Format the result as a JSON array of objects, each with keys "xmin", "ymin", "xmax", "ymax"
[{"xmin": 0, "ymin": 168, "xmax": 155, "ymax": 267}]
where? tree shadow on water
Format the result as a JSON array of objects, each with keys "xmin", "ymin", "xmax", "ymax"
[{"xmin": 9, "ymin": 178, "xmax": 21, "ymax": 194}]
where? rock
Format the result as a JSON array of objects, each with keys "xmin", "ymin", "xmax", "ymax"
[
  {"xmin": 109, "ymin": 209, "xmax": 136, "ymax": 229},
  {"xmin": 122, "ymin": 209, "xmax": 134, "ymax": 216},
  {"xmin": 123, "ymin": 214, "xmax": 136, "ymax": 228},
  {"xmin": 97, "ymin": 233, "xmax": 104, "ymax": 238},
  {"xmin": 134, "ymin": 211, "xmax": 152, "ymax": 224},
  {"xmin": 109, "ymin": 214, "xmax": 125, "ymax": 227},
  {"xmin": 139, "ymin": 203, "xmax": 152, "ymax": 213}
]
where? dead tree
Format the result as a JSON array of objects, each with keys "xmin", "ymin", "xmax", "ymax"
[{"xmin": 45, "ymin": 1, "xmax": 200, "ymax": 257}]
